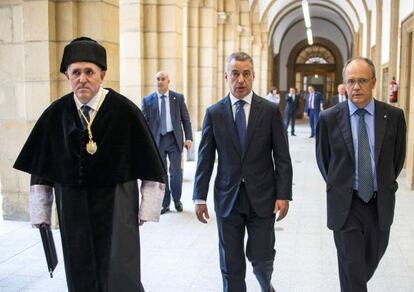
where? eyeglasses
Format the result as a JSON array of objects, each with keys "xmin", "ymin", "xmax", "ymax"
[
  {"xmin": 344, "ymin": 78, "xmax": 373, "ymax": 88},
  {"xmin": 229, "ymin": 70, "xmax": 253, "ymax": 81}
]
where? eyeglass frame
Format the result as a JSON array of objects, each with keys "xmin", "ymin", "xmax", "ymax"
[{"xmin": 344, "ymin": 77, "xmax": 375, "ymax": 88}]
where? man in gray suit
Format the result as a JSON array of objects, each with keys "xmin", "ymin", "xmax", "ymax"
[
  {"xmin": 142, "ymin": 71, "xmax": 193, "ymax": 214},
  {"xmin": 316, "ymin": 57, "xmax": 406, "ymax": 292},
  {"xmin": 193, "ymin": 52, "xmax": 293, "ymax": 292}
]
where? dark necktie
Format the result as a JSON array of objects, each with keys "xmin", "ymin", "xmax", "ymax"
[
  {"xmin": 357, "ymin": 109, "xmax": 374, "ymax": 202},
  {"xmin": 160, "ymin": 95, "xmax": 167, "ymax": 135},
  {"xmin": 235, "ymin": 100, "xmax": 247, "ymax": 153},
  {"xmin": 80, "ymin": 105, "xmax": 91, "ymax": 129}
]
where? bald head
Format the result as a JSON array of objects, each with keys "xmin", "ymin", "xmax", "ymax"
[
  {"xmin": 337, "ymin": 84, "xmax": 346, "ymax": 95},
  {"xmin": 156, "ymin": 71, "xmax": 170, "ymax": 94}
]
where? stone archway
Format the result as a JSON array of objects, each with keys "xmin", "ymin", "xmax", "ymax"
[{"xmin": 273, "ymin": 37, "xmax": 345, "ymax": 115}]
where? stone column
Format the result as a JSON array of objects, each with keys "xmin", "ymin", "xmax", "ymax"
[
  {"xmin": 388, "ymin": 0, "xmax": 399, "ymax": 82},
  {"xmin": 184, "ymin": 1, "xmax": 200, "ymax": 129},
  {"xmin": 216, "ymin": 5, "xmax": 227, "ymax": 102},
  {"xmin": 1, "ymin": 0, "xmax": 57, "ymax": 220},
  {"xmin": 120, "ymin": 0, "xmax": 145, "ymax": 103},
  {"xmin": 55, "ymin": 0, "xmax": 77, "ymax": 98},
  {"xmin": 374, "ymin": 0, "xmax": 383, "ymax": 99},
  {"xmin": 400, "ymin": 16, "xmax": 414, "ymax": 189},
  {"xmin": 149, "ymin": 0, "xmax": 183, "ymax": 94},
  {"xmin": 198, "ymin": 1, "xmax": 217, "ymax": 128},
  {"xmin": 0, "ymin": 1, "xmax": 25, "ymax": 220}
]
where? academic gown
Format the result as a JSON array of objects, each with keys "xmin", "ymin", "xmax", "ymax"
[{"xmin": 14, "ymin": 89, "xmax": 166, "ymax": 292}]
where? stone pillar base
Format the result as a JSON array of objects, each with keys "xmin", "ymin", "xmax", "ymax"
[{"xmin": 2, "ymin": 191, "xmax": 29, "ymax": 221}]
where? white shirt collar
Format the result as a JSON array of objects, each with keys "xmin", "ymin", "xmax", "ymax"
[
  {"xmin": 229, "ymin": 91, "xmax": 253, "ymax": 105},
  {"xmin": 157, "ymin": 90, "xmax": 169, "ymax": 99},
  {"xmin": 73, "ymin": 87, "xmax": 108, "ymax": 111}
]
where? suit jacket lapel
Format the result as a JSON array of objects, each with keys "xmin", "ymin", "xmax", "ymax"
[
  {"xmin": 336, "ymin": 102, "xmax": 355, "ymax": 163},
  {"xmin": 374, "ymin": 100, "xmax": 387, "ymax": 164},
  {"xmin": 169, "ymin": 92, "xmax": 178, "ymax": 127},
  {"xmin": 222, "ymin": 96, "xmax": 242, "ymax": 157},
  {"xmin": 151, "ymin": 93, "xmax": 160, "ymax": 123},
  {"xmin": 245, "ymin": 94, "xmax": 263, "ymax": 155}
]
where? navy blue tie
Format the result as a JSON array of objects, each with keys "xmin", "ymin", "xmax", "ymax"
[
  {"xmin": 235, "ymin": 100, "xmax": 247, "ymax": 153},
  {"xmin": 80, "ymin": 105, "xmax": 91, "ymax": 129},
  {"xmin": 357, "ymin": 109, "xmax": 374, "ymax": 202},
  {"xmin": 160, "ymin": 95, "xmax": 167, "ymax": 135}
]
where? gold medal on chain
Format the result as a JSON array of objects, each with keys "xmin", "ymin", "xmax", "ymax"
[
  {"xmin": 79, "ymin": 88, "xmax": 104, "ymax": 155},
  {"xmin": 86, "ymin": 140, "xmax": 97, "ymax": 155}
]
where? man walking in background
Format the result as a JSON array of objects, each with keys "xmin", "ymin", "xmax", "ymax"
[
  {"xmin": 305, "ymin": 85, "xmax": 324, "ymax": 137},
  {"xmin": 284, "ymin": 87, "xmax": 300, "ymax": 136},
  {"xmin": 142, "ymin": 71, "xmax": 193, "ymax": 214},
  {"xmin": 331, "ymin": 83, "xmax": 347, "ymax": 106}
]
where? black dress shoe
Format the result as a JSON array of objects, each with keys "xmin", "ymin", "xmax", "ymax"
[
  {"xmin": 309, "ymin": 135, "xmax": 314, "ymax": 138},
  {"xmin": 160, "ymin": 206, "xmax": 170, "ymax": 215},
  {"xmin": 174, "ymin": 201, "xmax": 183, "ymax": 212},
  {"xmin": 291, "ymin": 133, "xmax": 296, "ymax": 136}
]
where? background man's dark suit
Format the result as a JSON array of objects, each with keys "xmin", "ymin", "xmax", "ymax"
[
  {"xmin": 193, "ymin": 93, "xmax": 292, "ymax": 291},
  {"xmin": 142, "ymin": 90, "xmax": 193, "ymax": 210},
  {"xmin": 331, "ymin": 94, "xmax": 347, "ymax": 106},
  {"xmin": 316, "ymin": 100, "xmax": 406, "ymax": 291},
  {"xmin": 284, "ymin": 92, "xmax": 300, "ymax": 135},
  {"xmin": 305, "ymin": 89, "xmax": 324, "ymax": 137}
]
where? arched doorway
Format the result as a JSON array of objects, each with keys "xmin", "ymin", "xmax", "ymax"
[
  {"xmin": 295, "ymin": 45, "xmax": 337, "ymax": 104},
  {"xmin": 282, "ymin": 38, "xmax": 345, "ymax": 116}
]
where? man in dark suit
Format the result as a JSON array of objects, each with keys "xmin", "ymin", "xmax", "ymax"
[
  {"xmin": 142, "ymin": 71, "xmax": 193, "ymax": 214},
  {"xmin": 331, "ymin": 83, "xmax": 347, "ymax": 106},
  {"xmin": 316, "ymin": 57, "xmax": 406, "ymax": 292},
  {"xmin": 193, "ymin": 52, "xmax": 293, "ymax": 292},
  {"xmin": 305, "ymin": 85, "xmax": 324, "ymax": 137},
  {"xmin": 284, "ymin": 87, "xmax": 300, "ymax": 136}
]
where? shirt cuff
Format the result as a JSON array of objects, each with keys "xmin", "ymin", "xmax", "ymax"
[
  {"xmin": 29, "ymin": 185, "xmax": 53, "ymax": 225},
  {"xmin": 139, "ymin": 180, "xmax": 165, "ymax": 222}
]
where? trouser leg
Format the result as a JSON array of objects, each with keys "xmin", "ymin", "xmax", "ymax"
[
  {"xmin": 168, "ymin": 145, "xmax": 182, "ymax": 203},
  {"xmin": 246, "ymin": 209, "xmax": 276, "ymax": 292},
  {"xmin": 159, "ymin": 134, "xmax": 171, "ymax": 208},
  {"xmin": 216, "ymin": 214, "xmax": 247, "ymax": 292},
  {"xmin": 333, "ymin": 196, "xmax": 388, "ymax": 292},
  {"xmin": 291, "ymin": 116, "xmax": 296, "ymax": 134},
  {"xmin": 309, "ymin": 111, "xmax": 315, "ymax": 135}
]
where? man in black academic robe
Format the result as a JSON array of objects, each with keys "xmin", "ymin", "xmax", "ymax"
[{"xmin": 14, "ymin": 37, "xmax": 166, "ymax": 292}]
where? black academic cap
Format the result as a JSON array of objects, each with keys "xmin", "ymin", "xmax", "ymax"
[{"xmin": 60, "ymin": 37, "xmax": 107, "ymax": 73}]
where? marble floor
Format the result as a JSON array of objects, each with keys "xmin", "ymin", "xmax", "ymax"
[{"xmin": 1, "ymin": 123, "xmax": 413, "ymax": 291}]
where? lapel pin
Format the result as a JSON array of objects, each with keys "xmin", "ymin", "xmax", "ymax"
[{"xmin": 384, "ymin": 114, "xmax": 387, "ymax": 118}]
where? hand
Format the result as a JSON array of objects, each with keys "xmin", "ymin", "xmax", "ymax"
[
  {"xmin": 184, "ymin": 140, "xmax": 192, "ymax": 150},
  {"xmin": 273, "ymin": 200, "xmax": 289, "ymax": 221},
  {"xmin": 195, "ymin": 204, "xmax": 210, "ymax": 223}
]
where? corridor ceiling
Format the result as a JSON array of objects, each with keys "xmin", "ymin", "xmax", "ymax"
[{"xmin": 249, "ymin": 0, "xmax": 376, "ymax": 59}]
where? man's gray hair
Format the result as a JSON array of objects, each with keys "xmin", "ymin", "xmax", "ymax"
[
  {"xmin": 226, "ymin": 52, "xmax": 254, "ymax": 71},
  {"xmin": 342, "ymin": 57, "xmax": 376, "ymax": 79}
]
